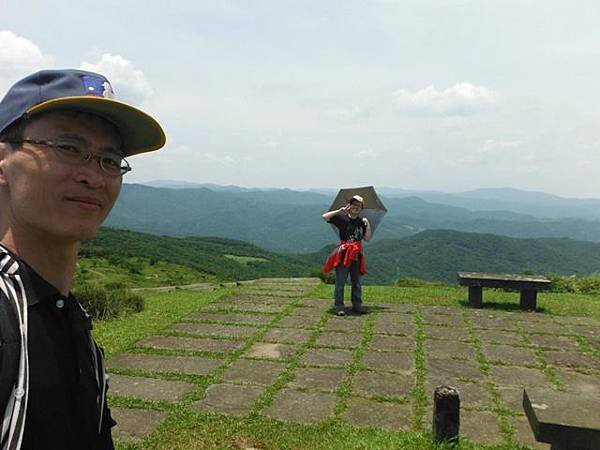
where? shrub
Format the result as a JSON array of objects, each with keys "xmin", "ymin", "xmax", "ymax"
[
  {"xmin": 75, "ymin": 282, "xmax": 144, "ymax": 320},
  {"xmin": 312, "ymin": 270, "xmax": 335, "ymax": 285}
]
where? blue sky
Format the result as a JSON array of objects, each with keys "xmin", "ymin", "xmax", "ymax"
[{"xmin": 2, "ymin": 1, "xmax": 600, "ymax": 197}]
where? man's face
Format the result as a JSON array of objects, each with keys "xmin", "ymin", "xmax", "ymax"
[{"xmin": 0, "ymin": 110, "xmax": 123, "ymax": 244}]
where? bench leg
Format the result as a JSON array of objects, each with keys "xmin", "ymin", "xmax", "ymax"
[
  {"xmin": 468, "ymin": 286, "xmax": 483, "ymax": 308},
  {"xmin": 520, "ymin": 289, "xmax": 537, "ymax": 310}
]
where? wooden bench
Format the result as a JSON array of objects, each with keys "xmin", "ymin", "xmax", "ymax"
[
  {"xmin": 523, "ymin": 387, "xmax": 600, "ymax": 449},
  {"xmin": 457, "ymin": 272, "xmax": 552, "ymax": 309}
]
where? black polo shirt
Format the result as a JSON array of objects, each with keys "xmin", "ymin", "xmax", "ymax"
[{"xmin": 3, "ymin": 260, "xmax": 115, "ymax": 450}]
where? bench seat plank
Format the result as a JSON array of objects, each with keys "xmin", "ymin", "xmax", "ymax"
[{"xmin": 523, "ymin": 387, "xmax": 600, "ymax": 449}]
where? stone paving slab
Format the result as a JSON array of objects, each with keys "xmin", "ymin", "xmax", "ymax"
[
  {"xmin": 108, "ymin": 353, "xmax": 222, "ymax": 375},
  {"xmin": 525, "ymin": 321, "xmax": 567, "ymax": 334},
  {"xmin": 223, "ymin": 295, "xmax": 294, "ymax": 304},
  {"xmin": 109, "ymin": 374, "xmax": 195, "ymax": 401},
  {"xmin": 427, "ymin": 357, "xmax": 483, "ymax": 380},
  {"xmin": 429, "ymin": 305, "xmax": 464, "ymax": 315},
  {"xmin": 460, "ymin": 410, "xmax": 504, "ymax": 446},
  {"xmin": 264, "ymin": 389, "xmax": 336, "ymax": 423},
  {"xmin": 496, "ymin": 384, "xmax": 525, "ymax": 412},
  {"xmin": 527, "ymin": 333, "xmax": 582, "ymax": 350},
  {"xmin": 426, "ymin": 376, "xmax": 492, "ymax": 409},
  {"xmin": 323, "ymin": 317, "xmax": 366, "ymax": 332},
  {"xmin": 111, "ymin": 408, "xmax": 166, "ymax": 441},
  {"xmin": 244, "ymin": 343, "xmax": 297, "ymax": 360},
  {"xmin": 194, "ymin": 383, "xmax": 263, "ymax": 417},
  {"xmin": 567, "ymin": 325, "xmax": 600, "ymax": 337},
  {"xmin": 558, "ymin": 316, "xmax": 600, "ymax": 326},
  {"xmin": 477, "ymin": 329, "xmax": 526, "ymax": 346},
  {"xmin": 240, "ymin": 291, "xmax": 301, "ymax": 299},
  {"xmin": 289, "ymin": 367, "xmax": 346, "ymax": 391},
  {"xmin": 315, "ymin": 331, "xmax": 363, "ymax": 348},
  {"xmin": 296, "ymin": 298, "xmax": 329, "ymax": 308},
  {"xmin": 229, "ymin": 301, "xmax": 291, "ymax": 313},
  {"xmin": 352, "ymin": 371, "xmax": 413, "ymax": 398},
  {"xmin": 372, "ymin": 319, "xmax": 415, "ymax": 336},
  {"xmin": 422, "ymin": 312, "xmax": 464, "ymax": 327},
  {"xmin": 375, "ymin": 314, "xmax": 414, "ymax": 325},
  {"xmin": 276, "ymin": 314, "xmax": 321, "ymax": 328},
  {"xmin": 301, "ymin": 348, "xmax": 353, "ymax": 367},
  {"xmin": 542, "ymin": 350, "xmax": 600, "ymax": 370},
  {"xmin": 288, "ymin": 307, "xmax": 326, "ymax": 317},
  {"xmin": 222, "ymin": 359, "xmax": 285, "ymax": 385},
  {"xmin": 482, "ymin": 343, "xmax": 538, "ymax": 366},
  {"xmin": 342, "ymin": 398, "xmax": 412, "ymax": 430},
  {"xmin": 187, "ymin": 311, "xmax": 273, "ymax": 325},
  {"xmin": 513, "ymin": 415, "xmax": 551, "ymax": 449},
  {"xmin": 424, "ymin": 325, "xmax": 470, "ymax": 341},
  {"xmin": 137, "ymin": 336, "xmax": 244, "ymax": 353},
  {"xmin": 263, "ymin": 327, "xmax": 312, "ymax": 344},
  {"xmin": 489, "ymin": 366, "xmax": 551, "ymax": 388},
  {"xmin": 425, "ymin": 340, "xmax": 475, "ymax": 360},
  {"xmin": 470, "ymin": 315, "xmax": 519, "ymax": 330},
  {"xmin": 362, "ymin": 351, "xmax": 413, "ymax": 374},
  {"xmin": 377, "ymin": 303, "xmax": 416, "ymax": 314},
  {"xmin": 172, "ymin": 322, "xmax": 258, "ymax": 338},
  {"xmin": 369, "ymin": 334, "xmax": 414, "ymax": 352}
]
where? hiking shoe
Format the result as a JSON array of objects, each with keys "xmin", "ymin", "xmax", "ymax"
[
  {"xmin": 335, "ymin": 308, "xmax": 346, "ymax": 316},
  {"xmin": 352, "ymin": 305, "xmax": 367, "ymax": 315}
]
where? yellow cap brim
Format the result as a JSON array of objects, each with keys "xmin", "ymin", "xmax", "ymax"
[{"xmin": 27, "ymin": 96, "xmax": 166, "ymax": 157}]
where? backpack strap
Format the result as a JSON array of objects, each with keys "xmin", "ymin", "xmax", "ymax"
[{"xmin": 0, "ymin": 250, "xmax": 29, "ymax": 450}]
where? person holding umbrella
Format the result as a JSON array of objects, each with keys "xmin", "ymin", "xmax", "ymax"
[{"xmin": 322, "ymin": 194, "xmax": 372, "ymax": 316}]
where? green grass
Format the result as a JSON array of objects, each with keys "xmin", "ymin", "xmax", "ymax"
[
  {"xmin": 94, "ymin": 281, "xmax": 599, "ymax": 450},
  {"xmin": 309, "ymin": 284, "xmax": 600, "ymax": 320},
  {"xmin": 224, "ymin": 254, "xmax": 269, "ymax": 265},
  {"xmin": 76, "ymin": 256, "xmax": 216, "ymax": 289},
  {"xmin": 94, "ymin": 288, "xmax": 233, "ymax": 357}
]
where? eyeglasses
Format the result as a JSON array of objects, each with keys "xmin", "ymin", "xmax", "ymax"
[{"xmin": 5, "ymin": 139, "xmax": 131, "ymax": 176}]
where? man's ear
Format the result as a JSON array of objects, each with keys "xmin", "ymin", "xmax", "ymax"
[{"xmin": 0, "ymin": 142, "xmax": 10, "ymax": 186}]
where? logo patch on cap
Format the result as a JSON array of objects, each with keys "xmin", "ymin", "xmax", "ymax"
[{"xmin": 81, "ymin": 75, "xmax": 115, "ymax": 99}]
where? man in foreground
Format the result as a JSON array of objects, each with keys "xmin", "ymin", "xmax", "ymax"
[
  {"xmin": 322, "ymin": 194, "xmax": 372, "ymax": 316},
  {"xmin": 0, "ymin": 69, "xmax": 166, "ymax": 449}
]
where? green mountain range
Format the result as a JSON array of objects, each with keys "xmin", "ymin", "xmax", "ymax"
[{"xmin": 105, "ymin": 184, "xmax": 600, "ymax": 252}]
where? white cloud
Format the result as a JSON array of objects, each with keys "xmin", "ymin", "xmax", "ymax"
[
  {"xmin": 357, "ymin": 149, "xmax": 377, "ymax": 159},
  {"xmin": 0, "ymin": 30, "xmax": 54, "ymax": 94},
  {"xmin": 393, "ymin": 82, "xmax": 498, "ymax": 116},
  {"xmin": 80, "ymin": 53, "xmax": 153, "ymax": 105},
  {"xmin": 480, "ymin": 139, "xmax": 522, "ymax": 153}
]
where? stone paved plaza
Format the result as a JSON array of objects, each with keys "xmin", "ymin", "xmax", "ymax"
[{"xmin": 107, "ymin": 278, "xmax": 600, "ymax": 448}]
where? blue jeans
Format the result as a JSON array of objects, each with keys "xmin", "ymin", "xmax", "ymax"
[{"xmin": 334, "ymin": 260, "xmax": 362, "ymax": 309}]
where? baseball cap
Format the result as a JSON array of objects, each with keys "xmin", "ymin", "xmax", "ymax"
[
  {"xmin": 0, "ymin": 69, "xmax": 166, "ymax": 156},
  {"xmin": 350, "ymin": 195, "xmax": 364, "ymax": 205}
]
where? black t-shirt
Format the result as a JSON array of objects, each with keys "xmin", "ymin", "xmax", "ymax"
[
  {"xmin": 328, "ymin": 214, "xmax": 367, "ymax": 242},
  {"xmin": 0, "ymin": 259, "xmax": 115, "ymax": 450}
]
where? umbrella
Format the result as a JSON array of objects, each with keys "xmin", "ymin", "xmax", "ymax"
[{"xmin": 327, "ymin": 186, "xmax": 387, "ymax": 239}]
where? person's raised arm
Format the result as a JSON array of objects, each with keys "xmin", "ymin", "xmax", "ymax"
[
  {"xmin": 322, "ymin": 204, "xmax": 349, "ymax": 221},
  {"xmin": 362, "ymin": 217, "xmax": 372, "ymax": 242}
]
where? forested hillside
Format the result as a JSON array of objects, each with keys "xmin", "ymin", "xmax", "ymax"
[
  {"xmin": 85, "ymin": 227, "xmax": 600, "ymax": 286},
  {"xmin": 106, "ymin": 184, "xmax": 600, "ymax": 253}
]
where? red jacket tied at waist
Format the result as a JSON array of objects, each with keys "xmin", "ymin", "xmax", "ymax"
[{"xmin": 322, "ymin": 241, "xmax": 367, "ymax": 274}]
